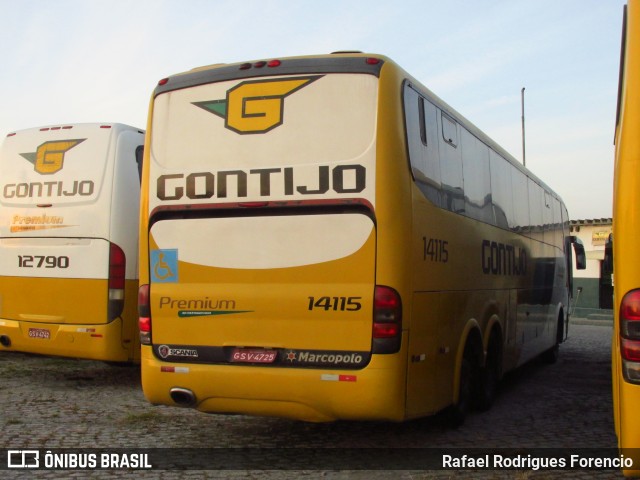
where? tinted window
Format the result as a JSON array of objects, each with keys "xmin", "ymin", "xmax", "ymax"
[
  {"xmin": 136, "ymin": 145, "xmax": 144, "ymax": 182},
  {"xmin": 543, "ymin": 191, "xmax": 554, "ymax": 245},
  {"xmin": 403, "ymin": 85, "xmax": 442, "ymax": 206},
  {"xmin": 441, "ymin": 112, "xmax": 458, "ymax": 147},
  {"xmin": 439, "ymin": 113, "xmax": 463, "ymax": 213},
  {"xmin": 489, "ymin": 150, "xmax": 513, "ymax": 229},
  {"xmin": 528, "ymin": 180, "xmax": 544, "ymax": 241},
  {"xmin": 552, "ymin": 197, "xmax": 563, "ymax": 247},
  {"xmin": 461, "ymin": 129, "xmax": 493, "ymax": 224},
  {"xmin": 511, "ymin": 168, "xmax": 529, "ymax": 234}
]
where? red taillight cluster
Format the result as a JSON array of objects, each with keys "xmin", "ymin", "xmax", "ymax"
[
  {"xmin": 138, "ymin": 284, "xmax": 151, "ymax": 345},
  {"xmin": 39, "ymin": 126, "xmax": 74, "ymax": 131},
  {"xmin": 239, "ymin": 59, "xmax": 282, "ymax": 70},
  {"xmin": 620, "ymin": 289, "xmax": 640, "ymax": 383},
  {"xmin": 107, "ymin": 243, "xmax": 126, "ymax": 321},
  {"xmin": 372, "ymin": 286, "xmax": 402, "ymax": 353},
  {"xmin": 157, "ymin": 56, "xmax": 381, "ymax": 87},
  {"xmin": 109, "ymin": 243, "xmax": 126, "ymax": 290}
]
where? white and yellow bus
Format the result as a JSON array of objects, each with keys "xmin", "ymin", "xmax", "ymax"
[
  {"xmin": 139, "ymin": 53, "xmax": 586, "ymax": 422},
  {"xmin": 0, "ymin": 123, "xmax": 144, "ymax": 363},
  {"xmin": 611, "ymin": 0, "xmax": 640, "ymax": 475}
]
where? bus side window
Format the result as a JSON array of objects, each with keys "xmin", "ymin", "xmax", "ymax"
[
  {"xmin": 418, "ymin": 97, "xmax": 428, "ymax": 146},
  {"xmin": 461, "ymin": 128, "xmax": 493, "ymax": 224},
  {"xmin": 136, "ymin": 145, "xmax": 144, "ymax": 182},
  {"xmin": 552, "ymin": 197, "xmax": 563, "ymax": 248},
  {"xmin": 403, "ymin": 84, "xmax": 442, "ymax": 206},
  {"xmin": 440, "ymin": 112, "xmax": 463, "ymax": 213},
  {"xmin": 528, "ymin": 180, "xmax": 544, "ymax": 242},
  {"xmin": 441, "ymin": 112, "xmax": 458, "ymax": 147},
  {"xmin": 511, "ymin": 168, "xmax": 530, "ymax": 235},
  {"xmin": 489, "ymin": 150, "xmax": 513, "ymax": 230}
]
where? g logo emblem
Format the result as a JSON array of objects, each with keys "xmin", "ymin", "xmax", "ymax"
[
  {"xmin": 20, "ymin": 139, "xmax": 85, "ymax": 175},
  {"xmin": 193, "ymin": 76, "xmax": 322, "ymax": 134}
]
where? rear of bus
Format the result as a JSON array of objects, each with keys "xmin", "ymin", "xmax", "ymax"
[
  {"xmin": 140, "ymin": 54, "xmax": 410, "ymax": 421},
  {"xmin": 0, "ymin": 123, "xmax": 144, "ymax": 362},
  {"xmin": 613, "ymin": 1, "xmax": 640, "ymax": 475}
]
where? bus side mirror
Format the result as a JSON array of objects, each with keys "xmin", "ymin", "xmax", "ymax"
[
  {"xmin": 603, "ymin": 233, "xmax": 613, "ymax": 275},
  {"xmin": 570, "ymin": 236, "xmax": 587, "ymax": 270}
]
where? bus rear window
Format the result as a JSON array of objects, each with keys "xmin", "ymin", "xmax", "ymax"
[{"xmin": 151, "ymin": 74, "xmax": 378, "ymax": 172}]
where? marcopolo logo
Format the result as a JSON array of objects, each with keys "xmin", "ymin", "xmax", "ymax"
[
  {"xmin": 284, "ymin": 349, "xmax": 369, "ymax": 368},
  {"xmin": 192, "ymin": 76, "xmax": 322, "ymax": 134},
  {"xmin": 20, "ymin": 139, "xmax": 86, "ymax": 175}
]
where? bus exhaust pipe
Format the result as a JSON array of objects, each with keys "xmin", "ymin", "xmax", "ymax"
[
  {"xmin": 170, "ymin": 387, "xmax": 196, "ymax": 407},
  {"xmin": 0, "ymin": 335, "xmax": 10, "ymax": 347}
]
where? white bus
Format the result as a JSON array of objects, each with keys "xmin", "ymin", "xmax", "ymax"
[{"xmin": 0, "ymin": 123, "xmax": 144, "ymax": 362}]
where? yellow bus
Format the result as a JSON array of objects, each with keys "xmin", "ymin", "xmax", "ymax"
[
  {"xmin": 611, "ymin": 0, "xmax": 640, "ymax": 475},
  {"xmin": 0, "ymin": 123, "xmax": 144, "ymax": 363},
  {"xmin": 139, "ymin": 53, "xmax": 586, "ymax": 423}
]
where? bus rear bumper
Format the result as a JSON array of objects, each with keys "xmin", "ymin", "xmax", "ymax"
[
  {"xmin": 0, "ymin": 317, "xmax": 133, "ymax": 362},
  {"xmin": 140, "ymin": 346, "xmax": 407, "ymax": 422}
]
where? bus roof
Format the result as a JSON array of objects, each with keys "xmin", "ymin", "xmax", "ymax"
[{"xmin": 153, "ymin": 52, "xmax": 563, "ymax": 206}]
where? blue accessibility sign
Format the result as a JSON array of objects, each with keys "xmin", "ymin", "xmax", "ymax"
[{"xmin": 151, "ymin": 249, "xmax": 178, "ymax": 283}]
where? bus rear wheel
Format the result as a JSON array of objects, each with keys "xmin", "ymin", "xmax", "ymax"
[
  {"xmin": 475, "ymin": 333, "xmax": 501, "ymax": 412},
  {"xmin": 448, "ymin": 341, "xmax": 479, "ymax": 427},
  {"xmin": 449, "ymin": 356, "xmax": 471, "ymax": 427},
  {"xmin": 542, "ymin": 314, "xmax": 563, "ymax": 364}
]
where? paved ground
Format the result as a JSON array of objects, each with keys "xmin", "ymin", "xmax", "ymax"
[{"xmin": 0, "ymin": 321, "xmax": 624, "ymax": 479}]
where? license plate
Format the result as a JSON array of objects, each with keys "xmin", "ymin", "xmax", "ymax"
[
  {"xmin": 230, "ymin": 348, "xmax": 277, "ymax": 364},
  {"xmin": 28, "ymin": 328, "xmax": 51, "ymax": 339}
]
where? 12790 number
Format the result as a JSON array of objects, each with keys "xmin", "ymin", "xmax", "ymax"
[{"xmin": 18, "ymin": 255, "xmax": 70, "ymax": 269}]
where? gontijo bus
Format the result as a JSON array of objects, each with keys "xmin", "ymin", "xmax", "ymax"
[
  {"xmin": 139, "ymin": 53, "xmax": 586, "ymax": 422},
  {"xmin": 611, "ymin": 0, "xmax": 640, "ymax": 475},
  {"xmin": 0, "ymin": 123, "xmax": 144, "ymax": 363}
]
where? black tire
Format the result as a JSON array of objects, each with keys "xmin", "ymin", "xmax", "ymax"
[
  {"xmin": 475, "ymin": 335, "xmax": 501, "ymax": 412},
  {"xmin": 542, "ymin": 316, "xmax": 563, "ymax": 364},
  {"xmin": 449, "ymin": 354, "xmax": 473, "ymax": 427}
]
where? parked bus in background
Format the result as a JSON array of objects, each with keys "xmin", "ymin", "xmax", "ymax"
[
  {"xmin": 0, "ymin": 123, "xmax": 144, "ymax": 363},
  {"xmin": 611, "ymin": 1, "xmax": 640, "ymax": 475},
  {"xmin": 139, "ymin": 53, "xmax": 586, "ymax": 423}
]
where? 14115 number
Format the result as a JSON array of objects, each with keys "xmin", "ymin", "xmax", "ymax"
[{"xmin": 308, "ymin": 296, "xmax": 362, "ymax": 311}]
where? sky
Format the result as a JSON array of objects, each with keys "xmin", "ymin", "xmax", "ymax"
[{"xmin": 0, "ymin": 0, "xmax": 626, "ymax": 220}]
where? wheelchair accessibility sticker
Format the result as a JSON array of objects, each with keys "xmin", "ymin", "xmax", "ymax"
[{"xmin": 151, "ymin": 249, "xmax": 178, "ymax": 283}]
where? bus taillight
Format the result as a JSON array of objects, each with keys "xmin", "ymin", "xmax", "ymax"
[
  {"xmin": 138, "ymin": 284, "xmax": 152, "ymax": 345},
  {"xmin": 620, "ymin": 289, "xmax": 640, "ymax": 383},
  {"xmin": 239, "ymin": 59, "xmax": 282, "ymax": 70},
  {"xmin": 372, "ymin": 286, "xmax": 402, "ymax": 354},
  {"xmin": 107, "ymin": 242, "xmax": 125, "ymax": 321}
]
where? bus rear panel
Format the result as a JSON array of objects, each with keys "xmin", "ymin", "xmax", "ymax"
[{"xmin": 140, "ymin": 58, "xmax": 413, "ymax": 421}]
